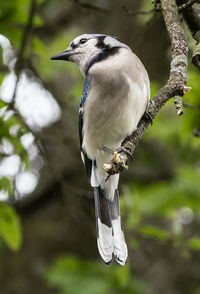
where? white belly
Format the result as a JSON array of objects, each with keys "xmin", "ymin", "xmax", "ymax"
[{"xmin": 82, "ymin": 77, "xmax": 148, "ymax": 160}]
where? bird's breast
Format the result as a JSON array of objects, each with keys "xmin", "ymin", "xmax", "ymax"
[
  {"xmin": 81, "ymin": 48, "xmax": 150, "ymax": 159},
  {"xmin": 82, "ymin": 74, "xmax": 148, "ymax": 160}
]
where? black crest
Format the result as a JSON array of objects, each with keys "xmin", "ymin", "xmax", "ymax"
[{"xmin": 85, "ymin": 36, "xmax": 120, "ymax": 74}]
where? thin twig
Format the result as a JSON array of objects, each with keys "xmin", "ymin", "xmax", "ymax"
[
  {"xmin": 178, "ymin": 0, "xmax": 198, "ymax": 12},
  {"xmin": 6, "ymin": 0, "xmax": 37, "ymax": 135},
  {"xmin": 193, "ymin": 125, "xmax": 200, "ymax": 136},
  {"xmin": 183, "ymin": 103, "xmax": 200, "ymax": 109},
  {"xmin": 71, "ymin": 0, "xmax": 109, "ymax": 13},
  {"xmin": 174, "ymin": 95, "xmax": 184, "ymax": 115},
  {"xmin": 174, "ymin": 85, "xmax": 191, "ymax": 115},
  {"xmin": 122, "ymin": 5, "xmax": 155, "ymax": 16},
  {"xmin": 16, "ymin": 0, "xmax": 36, "ymax": 70},
  {"xmin": 177, "ymin": 0, "xmax": 200, "ymax": 67},
  {"xmin": 11, "ymin": 0, "xmax": 37, "ymax": 105}
]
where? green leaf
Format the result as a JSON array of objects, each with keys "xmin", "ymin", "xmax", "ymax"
[
  {"xmin": 0, "ymin": 202, "xmax": 22, "ymax": 251},
  {"xmin": 0, "ymin": 177, "xmax": 13, "ymax": 196},
  {"xmin": 0, "ymin": 100, "xmax": 8, "ymax": 108},
  {"xmin": 188, "ymin": 237, "xmax": 200, "ymax": 251}
]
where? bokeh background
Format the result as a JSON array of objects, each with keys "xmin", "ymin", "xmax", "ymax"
[{"xmin": 0, "ymin": 0, "xmax": 200, "ymax": 293}]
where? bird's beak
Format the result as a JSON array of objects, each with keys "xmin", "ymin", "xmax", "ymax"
[{"xmin": 50, "ymin": 49, "xmax": 74, "ymax": 61}]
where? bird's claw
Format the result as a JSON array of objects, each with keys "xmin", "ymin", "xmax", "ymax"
[
  {"xmin": 116, "ymin": 146, "xmax": 133, "ymax": 160},
  {"xmin": 103, "ymin": 163, "xmax": 113, "ymax": 172},
  {"xmin": 112, "ymin": 151, "xmax": 128, "ymax": 170},
  {"xmin": 113, "ymin": 151, "xmax": 122, "ymax": 163},
  {"xmin": 103, "ymin": 149, "xmax": 128, "ymax": 178}
]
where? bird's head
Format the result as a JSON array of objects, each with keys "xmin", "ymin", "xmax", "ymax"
[{"xmin": 51, "ymin": 33, "xmax": 130, "ymax": 75}]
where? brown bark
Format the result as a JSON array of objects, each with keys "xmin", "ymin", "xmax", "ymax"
[{"xmin": 179, "ymin": 0, "xmax": 200, "ymax": 67}]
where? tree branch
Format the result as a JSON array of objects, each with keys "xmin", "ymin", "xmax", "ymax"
[
  {"xmin": 183, "ymin": 102, "xmax": 200, "ymax": 109},
  {"xmin": 104, "ymin": 0, "xmax": 189, "ymax": 176},
  {"xmin": 177, "ymin": 0, "xmax": 200, "ymax": 67},
  {"xmin": 10, "ymin": 0, "xmax": 37, "ymax": 107},
  {"xmin": 7, "ymin": 0, "xmax": 37, "ymax": 135},
  {"xmin": 71, "ymin": 0, "xmax": 109, "ymax": 13},
  {"xmin": 174, "ymin": 95, "xmax": 184, "ymax": 115},
  {"xmin": 15, "ymin": 0, "xmax": 37, "ymax": 74},
  {"xmin": 121, "ymin": 5, "xmax": 155, "ymax": 16},
  {"xmin": 178, "ymin": 0, "xmax": 199, "ymax": 12}
]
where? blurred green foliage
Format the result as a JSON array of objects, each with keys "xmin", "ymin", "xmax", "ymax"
[
  {"xmin": 0, "ymin": 1, "xmax": 200, "ymax": 293},
  {"xmin": 46, "ymin": 256, "xmax": 146, "ymax": 294},
  {"xmin": 0, "ymin": 0, "xmax": 37, "ymax": 253},
  {"xmin": 0, "ymin": 202, "xmax": 22, "ymax": 250},
  {"xmin": 0, "ymin": 80, "xmax": 28, "ymax": 253}
]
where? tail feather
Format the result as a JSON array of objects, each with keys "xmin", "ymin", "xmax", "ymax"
[
  {"xmin": 94, "ymin": 187, "xmax": 128, "ymax": 266},
  {"xmin": 109, "ymin": 190, "xmax": 128, "ymax": 265},
  {"xmin": 94, "ymin": 187, "xmax": 113, "ymax": 265}
]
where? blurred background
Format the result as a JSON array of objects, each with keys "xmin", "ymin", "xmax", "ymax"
[{"xmin": 0, "ymin": 0, "xmax": 200, "ymax": 293}]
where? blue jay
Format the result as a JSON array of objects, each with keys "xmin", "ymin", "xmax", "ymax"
[{"xmin": 51, "ymin": 34, "xmax": 150, "ymax": 265}]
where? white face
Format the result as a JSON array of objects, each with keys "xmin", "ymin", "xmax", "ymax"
[
  {"xmin": 65, "ymin": 34, "xmax": 103, "ymax": 74},
  {"xmin": 51, "ymin": 34, "xmax": 130, "ymax": 75}
]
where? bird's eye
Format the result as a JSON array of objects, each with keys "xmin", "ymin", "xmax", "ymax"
[{"xmin": 80, "ymin": 38, "xmax": 87, "ymax": 44}]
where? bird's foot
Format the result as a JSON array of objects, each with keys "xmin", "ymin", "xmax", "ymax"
[
  {"xmin": 101, "ymin": 145, "xmax": 132, "ymax": 160},
  {"xmin": 102, "ymin": 146, "xmax": 130, "ymax": 177},
  {"xmin": 103, "ymin": 150, "xmax": 128, "ymax": 176},
  {"xmin": 103, "ymin": 153, "xmax": 123, "ymax": 174},
  {"xmin": 116, "ymin": 146, "xmax": 133, "ymax": 160}
]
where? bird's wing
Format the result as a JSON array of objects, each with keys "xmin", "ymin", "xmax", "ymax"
[{"xmin": 79, "ymin": 74, "xmax": 93, "ymax": 180}]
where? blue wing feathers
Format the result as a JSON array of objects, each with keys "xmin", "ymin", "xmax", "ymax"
[
  {"xmin": 80, "ymin": 74, "xmax": 92, "ymax": 107},
  {"xmin": 79, "ymin": 74, "xmax": 92, "ymax": 180},
  {"xmin": 79, "ymin": 74, "xmax": 92, "ymax": 145},
  {"xmin": 78, "ymin": 110, "xmax": 83, "ymax": 147}
]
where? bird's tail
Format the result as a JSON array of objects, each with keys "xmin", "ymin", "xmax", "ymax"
[{"xmin": 94, "ymin": 186, "xmax": 128, "ymax": 266}]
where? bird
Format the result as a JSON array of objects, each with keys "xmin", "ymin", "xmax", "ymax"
[{"xmin": 51, "ymin": 34, "xmax": 150, "ymax": 266}]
